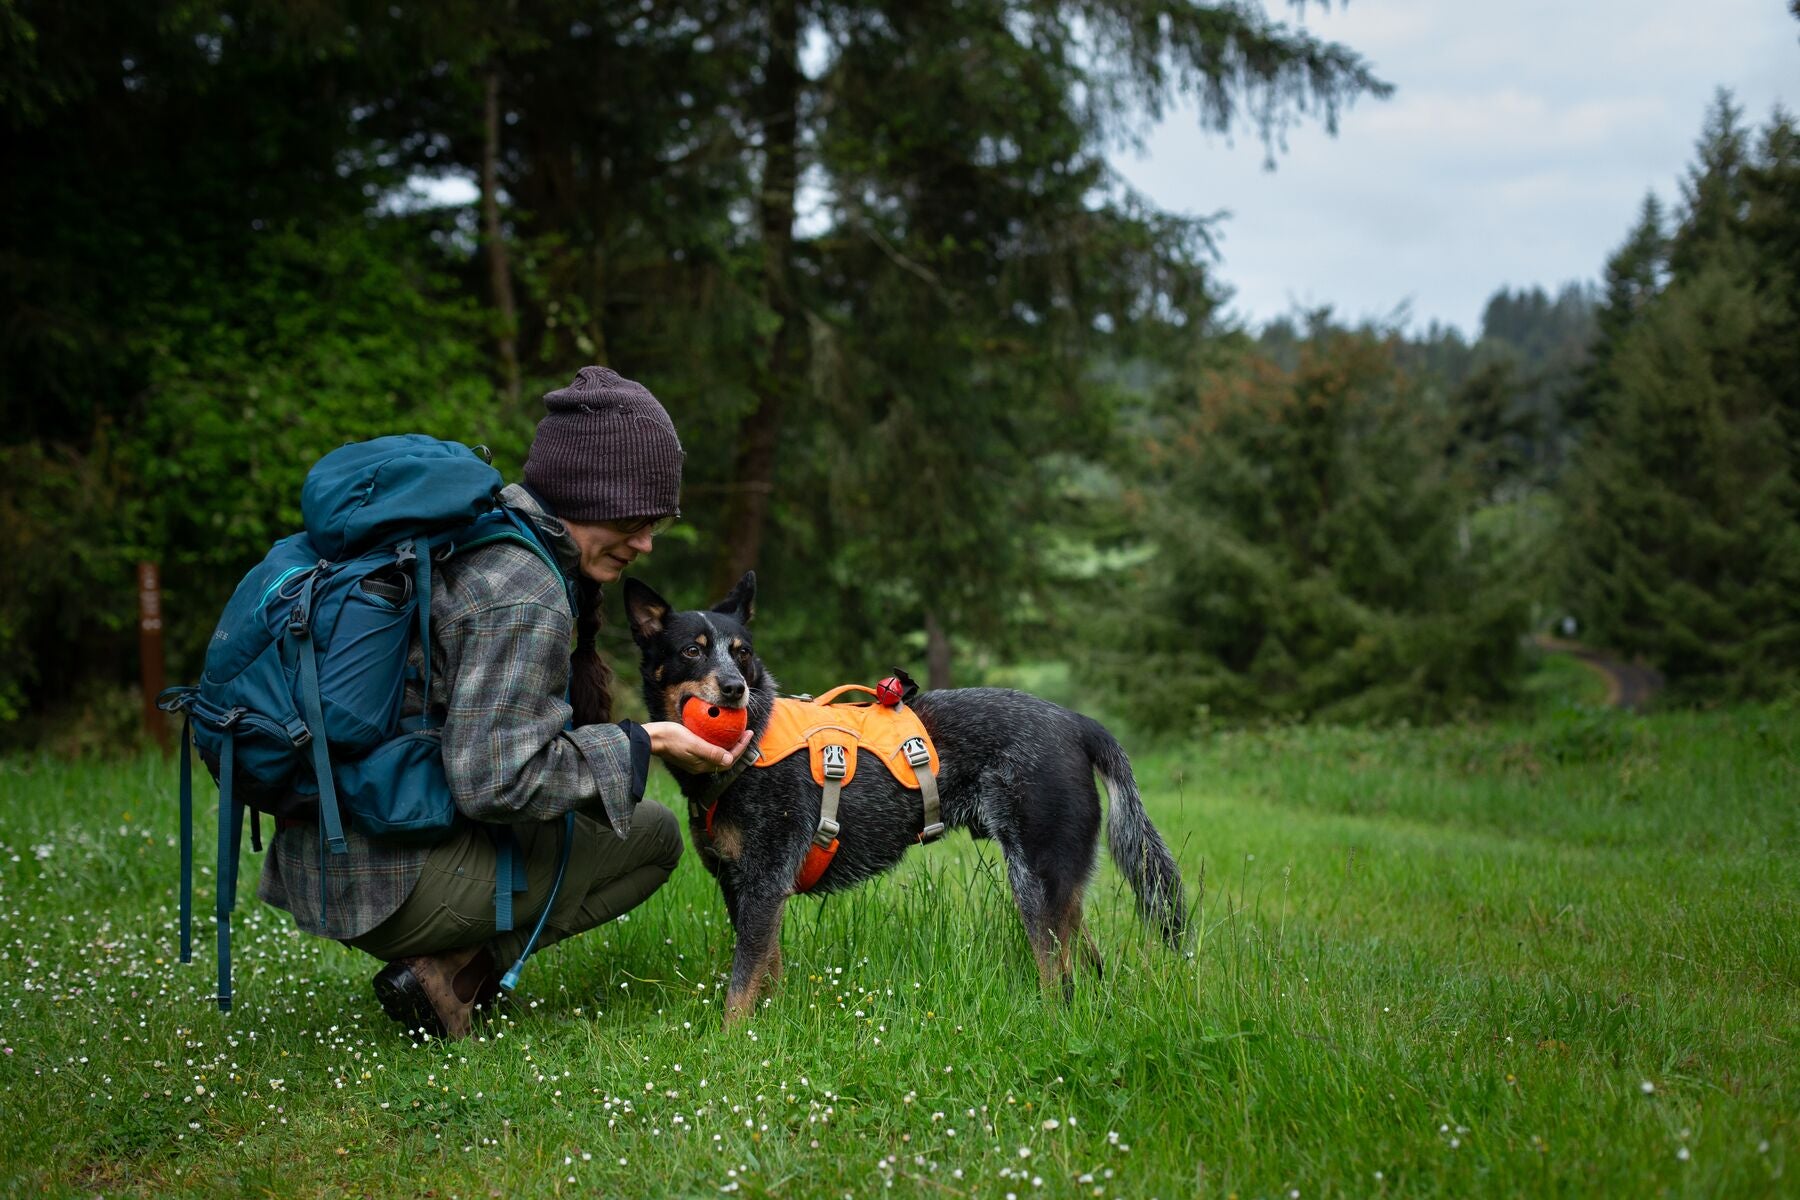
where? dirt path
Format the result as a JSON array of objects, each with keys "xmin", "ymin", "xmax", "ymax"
[{"xmin": 1532, "ymin": 635, "xmax": 1665, "ymax": 711}]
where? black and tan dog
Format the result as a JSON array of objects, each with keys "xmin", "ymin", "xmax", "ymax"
[{"xmin": 624, "ymin": 572, "xmax": 1187, "ymax": 1024}]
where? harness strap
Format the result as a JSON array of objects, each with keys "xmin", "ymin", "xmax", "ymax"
[
  {"xmin": 795, "ymin": 744, "xmax": 847, "ymax": 892},
  {"xmin": 700, "ymin": 743, "xmax": 762, "ymax": 837},
  {"xmin": 904, "ymin": 737, "xmax": 945, "ymax": 842},
  {"xmin": 215, "ymin": 732, "xmax": 236, "ymax": 1012},
  {"xmin": 815, "ymin": 744, "xmax": 846, "ymax": 847}
]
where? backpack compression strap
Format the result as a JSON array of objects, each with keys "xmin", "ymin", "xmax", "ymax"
[{"xmin": 291, "ymin": 574, "xmax": 350, "ymax": 936}]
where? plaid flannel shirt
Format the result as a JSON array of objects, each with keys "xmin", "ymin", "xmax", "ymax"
[{"xmin": 259, "ymin": 485, "xmax": 641, "ymax": 940}]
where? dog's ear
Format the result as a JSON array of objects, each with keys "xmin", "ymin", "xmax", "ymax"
[
  {"xmin": 623, "ymin": 578, "xmax": 672, "ymax": 643},
  {"xmin": 711, "ymin": 570, "xmax": 756, "ymax": 624}
]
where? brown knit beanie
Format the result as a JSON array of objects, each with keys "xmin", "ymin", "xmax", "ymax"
[{"xmin": 523, "ymin": 366, "xmax": 685, "ymax": 522}]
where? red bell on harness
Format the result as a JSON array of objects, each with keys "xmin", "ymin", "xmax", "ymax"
[
  {"xmin": 681, "ymin": 695, "xmax": 748, "ymax": 749},
  {"xmin": 875, "ymin": 676, "xmax": 905, "ymax": 707}
]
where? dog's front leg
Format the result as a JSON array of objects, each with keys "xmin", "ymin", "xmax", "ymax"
[{"xmin": 724, "ymin": 885, "xmax": 789, "ymax": 1026}]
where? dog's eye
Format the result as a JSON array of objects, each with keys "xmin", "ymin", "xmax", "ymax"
[
  {"xmin": 682, "ymin": 644, "xmax": 703, "ymax": 660},
  {"xmin": 733, "ymin": 646, "xmax": 751, "ymax": 661}
]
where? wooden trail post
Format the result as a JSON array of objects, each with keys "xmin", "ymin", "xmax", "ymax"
[{"xmin": 137, "ymin": 561, "xmax": 169, "ymax": 750}]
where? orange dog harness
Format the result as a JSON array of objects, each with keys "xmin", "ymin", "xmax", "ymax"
[{"xmin": 701, "ymin": 684, "xmax": 944, "ymax": 892}]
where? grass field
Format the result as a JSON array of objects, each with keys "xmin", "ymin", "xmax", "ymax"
[{"xmin": 1, "ymin": 694, "xmax": 1795, "ymax": 1197}]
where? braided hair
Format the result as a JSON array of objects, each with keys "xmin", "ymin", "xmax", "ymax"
[{"xmin": 569, "ymin": 575, "xmax": 614, "ymax": 726}]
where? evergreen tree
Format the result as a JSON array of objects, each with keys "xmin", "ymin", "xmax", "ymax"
[
  {"xmin": 1669, "ymin": 91, "xmax": 1751, "ymax": 280},
  {"xmin": 1560, "ymin": 99, "xmax": 1800, "ymax": 698},
  {"xmin": 1090, "ymin": 329, "xmax": 1527, "ymax": 728},
  {"xmin": 1561, "ymin": 267, "xmax": 1800, "ymax": 693}
]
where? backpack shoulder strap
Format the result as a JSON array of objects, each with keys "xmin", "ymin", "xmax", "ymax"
[{"xmin": 446, "ymin": 509, "xmax": 574, "ymax": 618}]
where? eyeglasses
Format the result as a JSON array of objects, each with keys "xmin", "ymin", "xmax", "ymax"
[{"xmin": 607, "ymin": 513, "xmax": 679, "ymax": 538}]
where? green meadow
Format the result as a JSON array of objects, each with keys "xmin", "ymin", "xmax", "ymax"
[{"xmin": 1, "ymin": 693, "xmax": 1794, "ymax": 1198}]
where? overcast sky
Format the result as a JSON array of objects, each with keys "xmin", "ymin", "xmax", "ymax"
[{"xmin": 1111, "ymin": 1, "xmax": 1799, "ymax": 335}]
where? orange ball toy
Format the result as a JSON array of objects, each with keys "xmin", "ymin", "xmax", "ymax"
[{"xmin": 681, "ymin": 695, "xmax": 748, "ymax": 749}]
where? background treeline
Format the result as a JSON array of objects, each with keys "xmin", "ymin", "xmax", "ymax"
[{"xmin": 2, "ymin": 2, "xmax": 1795, "ymax": 748}]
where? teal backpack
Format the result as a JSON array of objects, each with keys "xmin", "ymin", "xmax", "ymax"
[{"xmin": 161, "ymin": 435, "xmax": 576, "ymax": 1011}]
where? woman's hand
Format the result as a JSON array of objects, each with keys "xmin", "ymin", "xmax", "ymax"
[{"xmin": 643, "ymin": 721, "xmax": 754, "ymax": 773}]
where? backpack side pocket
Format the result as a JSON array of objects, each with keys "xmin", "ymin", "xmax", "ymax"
[{"xmin": 333, "ymin": 729, "xmax": 457, "ymax": 842}]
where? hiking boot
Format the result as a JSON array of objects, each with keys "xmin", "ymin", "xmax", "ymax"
[{"xmin": 372, "ymin": 945, "xmax": 502, "ymax": 1041}]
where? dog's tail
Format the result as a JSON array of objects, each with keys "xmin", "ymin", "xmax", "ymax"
[{"xmin": 1080, "ymin": 717, "xmax": 1187, "ymax": 950}]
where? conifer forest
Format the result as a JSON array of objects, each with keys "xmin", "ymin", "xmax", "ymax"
[{"xmin": 3, "ymin": 2, "xmax": 1796, "ymax": 733}]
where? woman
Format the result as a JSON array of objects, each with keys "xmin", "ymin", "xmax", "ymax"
[{"xmin": 258, "ymin": 366, "xmax": 748, "ymax": 1040}]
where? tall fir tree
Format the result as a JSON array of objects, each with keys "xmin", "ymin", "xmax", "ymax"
[{"xmin": 1560, "ymin": 98, "xmax": 1800, "ymax": 697}]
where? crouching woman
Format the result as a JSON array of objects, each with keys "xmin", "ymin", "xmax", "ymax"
[{"xmin": 258, "ymin": 367, "xmax": 748, "ymax": 1040}]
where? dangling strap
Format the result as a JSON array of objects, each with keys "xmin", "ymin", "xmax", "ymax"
[
  {"xmin": 215, "ymin": 732, "xmax": 236, "ymax": 1012},
  {"xmin": 178, "ymin": 715, "xmax": 194, "ymax": 964},
  {"xmin": 500, "ymin": 810, "xmax": 577, "ymax": 992},
  {"xmin": 905, "ymin": 736, "xmax": 945, "ymax": 843},
  {"xmin": 492, "ymin": 828, "xmax": 529, "ymax": 933}
]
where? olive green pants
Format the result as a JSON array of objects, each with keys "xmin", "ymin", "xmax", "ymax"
[{"xmin": 347, "ymin": 801, "xmax": 684, "ymax": 966}]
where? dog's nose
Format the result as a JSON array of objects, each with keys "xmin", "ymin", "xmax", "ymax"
[{"xmin": 720, "ymin": 679, "xmax": 746, "ymax": 706}]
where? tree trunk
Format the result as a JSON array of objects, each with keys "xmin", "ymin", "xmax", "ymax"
[
  {"xmin": 481, "ymin": 68, "xmax": 522, "ymax": 408},
  {"xmin": 925, "ymin": 610, "xmax": 952, "ymax": 691},
  {"xmin": 712, "ymin": 0, "xmax": 802, "ymax": 594}
]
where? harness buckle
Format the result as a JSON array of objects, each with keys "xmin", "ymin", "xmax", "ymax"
[
  {"xmin": 814, "ymin": 817, "xmax": 840, "ymax": 847},
  {"xmin": 919, "ymin": 821, "xmax": 946, "ymax": 843},
  {"xmin": 902, "ymin": 737, "xmax": 930, "ymax": 768},
  {"xmin": 821, "ymin": 744, "xmax": 848, "ymax": 780}
]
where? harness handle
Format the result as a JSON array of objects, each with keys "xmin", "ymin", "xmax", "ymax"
[{"xmin": 812, "ymin": 683, "xmax": 880, "ymax": 706}]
